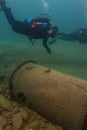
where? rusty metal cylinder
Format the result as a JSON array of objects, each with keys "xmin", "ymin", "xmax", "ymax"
[{"xmin": 9, "ymin": 61, "xmax": 87, "ymax": 130}]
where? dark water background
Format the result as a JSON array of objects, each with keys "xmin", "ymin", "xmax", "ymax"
[{"xmin": 0, "ymin": 0, "xmax": 87, "ymax": 80}]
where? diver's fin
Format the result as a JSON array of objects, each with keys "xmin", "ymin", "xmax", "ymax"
[
  {"xmin": 0, "ymin": 0, "xmax": 6, "ymax": 6},
  {"xmin": 0, "ymin": 0, "xmax": 6, "ymax": 11}
]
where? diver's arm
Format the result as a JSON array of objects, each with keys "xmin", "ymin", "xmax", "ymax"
[
  {"xmin": 58, "ymin": 29, "xmax": 87, "ymax": 43},
  {"xmin": 48, "ymin": 32, "xmax": 77, "ymax": 45},
  {"xmin": 43, "ymin": 38, "xmax": 51, "ymax": 55},
  {"xmin": 57, "ymin": 33, "xmax": 77, "ymax": 41}
]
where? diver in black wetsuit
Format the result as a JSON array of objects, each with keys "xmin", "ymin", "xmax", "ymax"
[
  {"xmin": 57, "ymin": 28, "xmax": 87, "ymax": 43},
  {"xmin": 0, "ymin": 0, "xmax": 58, "ymax": 54},
  {"xmin": 0, "ymin": 0, "xmax": 87, "ymax": 55}
]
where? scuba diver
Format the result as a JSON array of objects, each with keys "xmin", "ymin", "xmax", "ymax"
[
  {"xmin": 57, "ymin": 28, "xmax": 87, "ymax": 43},
  {"xmin": 0, "ymin": 0, "xmax": 58, "ymax": 55},
  {"xmin": 0, "ymin": 0, "xmax": 87, "ymax": 54}
]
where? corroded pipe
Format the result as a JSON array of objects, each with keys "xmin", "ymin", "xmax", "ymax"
[{"xmin": 9, "ymin": 61, "xmax": 87, "ymax": 130}]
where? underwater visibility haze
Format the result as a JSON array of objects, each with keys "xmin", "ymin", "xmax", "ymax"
[{"xmin": 0, "ymin": 0, "xmax": 87, "ymax": 80}]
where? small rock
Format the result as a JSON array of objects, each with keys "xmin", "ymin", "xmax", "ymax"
[
  {"xmin": 0, "ymin": 95, "xmax": 14, "ymax": 111},
  {"xmin": 28, "ymin": 120, "xmax": 39, "ymax": 129},
  {"xmin": 46, "ymin": 123, "xmax": 63, "ymax": 130},
  {"xmin": 0, "ymin": 128, "xmax": 4, "ymax": 130},
  {"xmin": 7, "ymin": 119, "xmax": 12, "ymax": 125},
  {"xmin": 24, "ymin": 128, "xmax": 34, "ymax": 130},
  {"xmin": 19, "ymin": 108, "xmax": 29, "ymax": 121},
  {"xmin": 12, "ymin": 113, "xmax": 23, "ymax": 130},
  {"xmin": 38, "ymin": 120, "xmax": 46, "ymax": 129},
  {"xmin": 38, "ymin": 128, "xmax": 45, "ymax": 130},
  {"xmin": 56, "ymin": 126, "xmax": 63, "ymax": 130},
  {"xmin": 4, "ymin": 125, "xmax": 12, "ymax": 130},
  {"xmin": 11, "ymin": 126, "xmax": 17, "ymax": 130},
  {"xmin": 0, "ymin": 116, "xmax": 7, "ymax": 128},
  {"xmin": 0, "ymin": 106, "xmax": 4, "ymax": 112}
]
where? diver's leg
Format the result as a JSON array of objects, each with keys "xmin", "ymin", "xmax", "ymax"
[
  {"xmin": 11, "ymin": 20, "xmax": 27, "ymax": 35},
  {"xmin": 0, "ymin": 0, "xmax": 27, "ymax": 35},
  {"xmin": 43, "ymin": 38, "xmax": 51, "ymax": 55},
  {"xmin": 0, "ymin": 0, "xmax": 14, "ymax": 24}
]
